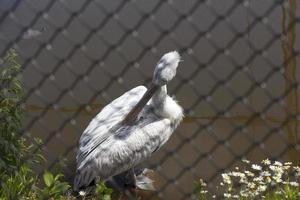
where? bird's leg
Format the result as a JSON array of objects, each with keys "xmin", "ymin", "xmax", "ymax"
[
  {"xmin": 123, "ymin": 168, "xmax": 139, "ymax": 199},
  {"xmin": 124, "ymin": 168, "xmax": 137, "ymax": 189}
]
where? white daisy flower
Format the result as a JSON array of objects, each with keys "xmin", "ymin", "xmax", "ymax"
[
  {"xmin": 273, "ymin": 176, "xmax": 282, "ymax": 183},
  {"xmin": 79, "ymin": 191, "xmax": 86, "ymax": 196},
  {"xmin": 284, "ymin": 162, "xmax": 292, "ymax": 166},
  {"xmin": 261, "ymin": 159, "xmax": 271, "ymax": 165},
  {"xmin": 274, "ymin": 161, "xmax": 283, "ymax": 166},
  {"xmin": 260, "ymin": 171, "xmax": 271, "ymax": 177},
  {"xmin": 253, "ymin": 176, "xmax": 263, "ymax": 182},
  {"xmin": 245, "ymin": 170, "xmax": 255, "ymax": 177},
  {"xmin": 247, "ymin": 182, "xmax": 256, "ymax": 189},
  {"xmin": 224, "ymin": 193, "xmax": 232, "ymax": 198},
  {"xmin": 257, "ymin": 185, "xmax": 267, "ymax": 192},
  {"xmin": 290, "ymin": 182, "xmax": 299, "ymax": 187},
  {"xmin": 252, "ymin": 164, "xmax": 262, "ymax": 171},
  {"xmin": 222, "ymin": 173, "xmax": 232, "ymax": 184}
]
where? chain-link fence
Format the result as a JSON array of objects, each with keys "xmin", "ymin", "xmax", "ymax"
[{"xmin": 0, "ymin": 0, "xmax": 300, "ymax": 199}]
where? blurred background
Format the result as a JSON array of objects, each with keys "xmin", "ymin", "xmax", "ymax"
[{"xmin": 0, "ymin": 0, "xmax": 299, "ymax": 199}]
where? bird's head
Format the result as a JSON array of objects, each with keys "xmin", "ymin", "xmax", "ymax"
[
  {"xmin": 153, "ymin": 51, "xmax": 181, "ymax": 86},
  {"xmin": 122, "ymin": 51, "xmax": 182, "ymax": 125}
]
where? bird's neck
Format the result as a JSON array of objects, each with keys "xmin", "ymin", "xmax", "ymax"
[
  {"xmin": 151, "ymin": 85, "xmax": 184, "ymax": 123},
  {"xmin": 151, "ymin": 85, "xmax": 167, "ymax": 108}
]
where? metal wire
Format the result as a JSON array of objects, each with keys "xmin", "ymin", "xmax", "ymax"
[{"xmin": 0, "ymin": 0, "xmax": 299, "ymax": 199}]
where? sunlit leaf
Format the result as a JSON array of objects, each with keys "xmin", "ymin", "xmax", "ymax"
[{"xmin": 43, "ymin": 171, "xmax": 54, "ymax": 187}]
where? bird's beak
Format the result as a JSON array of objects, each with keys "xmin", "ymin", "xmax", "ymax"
[{"xmin": 122, "ymin": 83, "xmax": 159, "ymax": 125}]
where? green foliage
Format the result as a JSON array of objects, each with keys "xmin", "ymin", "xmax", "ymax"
[
  {"xmin": 0, "ymin": 49, "xmax": 113, "ymax": 199},
  {"xmin": 0, "ymin": 48, "xmax": 24, "ymax": 174},
  {"xmin": 195, "ymin": 159, "xmax": 300, "ymax": 200},
  {"xmin": 0, "ymin": 165, "xmax": 38, "ymax": 199},
  {"xmin": 77, "ymin": 181, "xmax": 113, "ymax": 199},
  {"xmin": 0, "ymin": 50, "xmax": 72, "ymax": 199},
  {"xmin": 0, "ymin": 49, "xmax": 38, "ymax": 199},
  {"xmin": 94, "ymin": 181, "xmax": 113, "ymax": 200},
  {"xmin": 194, "ymin": 179, "xmax": 208, "ymax": 200},
  {"xmin": 36, "ymin": 171, "xmax": 70, "ymax": 199}
]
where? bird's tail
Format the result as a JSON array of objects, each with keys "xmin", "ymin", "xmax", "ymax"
[
  {"xmin": 73, "ymin": 168, "xmax": 96, "ymax": 195},
  {"xmin": 73, "ymin": 172, "xmax": 81, "ymax": 192},
  {"xmin": 73, "ymin": 173, "xmax": 96, "ymax": 197}
]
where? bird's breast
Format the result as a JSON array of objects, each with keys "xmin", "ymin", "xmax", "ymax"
[{"xmin": 153, "ymin": 96, "xmax": 184, "ymax": 124}]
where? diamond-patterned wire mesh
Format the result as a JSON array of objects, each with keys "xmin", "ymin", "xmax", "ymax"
[{"xmin": 0, "ymin": 0, "xmax": 300, "ymax": 199}]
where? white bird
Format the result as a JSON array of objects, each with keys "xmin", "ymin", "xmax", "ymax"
[{"xmin": 73, "ymin": 51, "xmax": 184, "ymax": 192}]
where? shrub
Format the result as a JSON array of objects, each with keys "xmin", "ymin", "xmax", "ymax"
[
  {"xmin": 0, "ymin": 49, "xmax": 40, "ymax": 199},
  {"xmin": 36, "ymin": 170, "xmax": 70, "ymax": 199},
  {"xmin": 0, "ymin": 48, "xmax": 24, "ymax": 174},
  {"xmin": 0, "ymin": 49, "xmax": 72, "ymax": 199},
  {"xmin": 0, "ymin": 49, "xmax": 113, "ymax": 199}
]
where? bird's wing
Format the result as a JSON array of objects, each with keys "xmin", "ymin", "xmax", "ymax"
[{"xmin": 76, "ymin": 86, "xmax": 147, "ymax": 166}]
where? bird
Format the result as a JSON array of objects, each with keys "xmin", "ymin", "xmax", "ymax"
[{"xmin": 73, "ymin": 51, "xmax": 184, "ymax": 193}]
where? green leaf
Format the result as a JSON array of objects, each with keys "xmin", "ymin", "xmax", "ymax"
[
  {"xmin": 103, "ymin": 194, "xmax": 111, "ymax": 200},
  {"xmin": 53, "ymin": 182, "xmax": 70, "ymax": 192},
  {"xmin": 54, "ymin": 173, "xmax": 63, "ymax": 181},
  {"xmin": 43, "ymin": 171, "xmax": 54, "ymax": 187}
]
